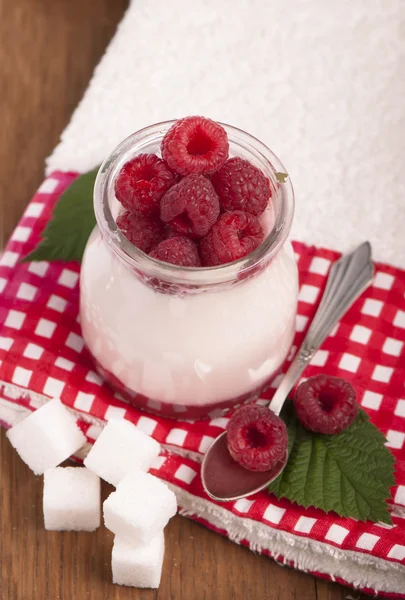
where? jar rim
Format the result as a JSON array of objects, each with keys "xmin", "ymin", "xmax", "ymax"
[{"xmin": 93, "ymin": 120, "xmax": 295, "ymax": 286}]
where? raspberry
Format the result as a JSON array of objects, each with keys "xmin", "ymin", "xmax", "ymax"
[
  {"xmin": 160, "ymin": 175, "xmax": 220, "ymax": 238},
  {"xmin": 211, "ymin": 157, "xmax": 271, "ymax": 216},
  {"xmin": 114, "ymin": 153, "xmax": 175, "ymax": 217},
  {"xmin": 150, "ymin": 236, "xmax": 201, "ymax": 267},
  {"xmin": 161, "ymin": 116, "xmax": 229, "ymax": 176},
  {"xmin": 200, "ymin": 211, "xmax": 264, "ymax": 266},
  {"xmin": 294, "ymin": 374, "xmax": 358, "ymax": 435},
  {"xmin": 227, "ymin": 404, "xmax": 288, "ymax": 472},
  {"xmin": 116, "ymin": 211, "xmax": 165, "ymax": 254}
]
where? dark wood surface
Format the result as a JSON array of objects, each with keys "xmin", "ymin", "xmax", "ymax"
[{"xmin": 0, "ymin": 1, "xmax": 383, "ymax": 598}]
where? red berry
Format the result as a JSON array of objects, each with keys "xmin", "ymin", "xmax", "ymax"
[
  {"xmin": 160, "ymin": 174, "xmax": 220, "ymax": 239},
  {"xmin": 161, "ymin": 116, "xmax": 229, "ymax": 176},
  {"xmin": 115, "ymin": 154, "xmax": 175, "ymax": 217},
  {"xmin": 150, "ymin": 236, "xmax": 201, "ymax": 267},
  {"xmin": 227, "ymin": 404, "xmax": 288, "ymax": 472},
  {"xmin": 116, "ymin": 211, "xmax": 165, "ymax": 254},
  {"xmin": 200, "ymin": 211, "xmax": 264, "ymax": 266},
  {"xmin": 294, "ymin": 375, "xmax": 358, "ymax": 435},
  {"xmin": 211, "ymin": 157, "xmax": 271, "ymax": 217}
]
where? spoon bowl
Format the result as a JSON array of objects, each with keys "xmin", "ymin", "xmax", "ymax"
[{"xmin": 201, "ymin": 431, "xmax": 288, "ymax": 501}]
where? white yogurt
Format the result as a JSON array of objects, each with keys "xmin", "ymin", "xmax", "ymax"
[{"xmin": 80, "ymin": 228, "xmax": 298, "ymax": 409}]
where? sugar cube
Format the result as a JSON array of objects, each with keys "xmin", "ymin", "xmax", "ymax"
[
  {"xmin": 112, "ymin": 532, "xmax": 165, "ymax": 588},
  {"xmin": 43, "ymin": 466, "xmax": 100, "ymax": 531},
  {"xmin": 103, "ymin": 471, "xmax": 177, "ymax": 545},
  {"xmin": 84, "ymin": 418, "xmax": 160, "ymax": 486},
  {"xmin": 6, "ymin": 398, "xmax": 86, "ymax": 475}
]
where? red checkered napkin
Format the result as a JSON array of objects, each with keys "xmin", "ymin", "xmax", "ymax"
[{"xmin": 1, "ymin": 172, "xmax": 405, "ymax": 597}]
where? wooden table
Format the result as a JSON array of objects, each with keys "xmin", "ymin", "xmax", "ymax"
[{"xmin": 0, "ymin": 2, "xmax": 384, "ymax": 598}]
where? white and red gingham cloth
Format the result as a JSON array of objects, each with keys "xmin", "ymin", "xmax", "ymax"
[{"xmin": 1, "ymin": 172, "xmax": 405, "ymax": 596}]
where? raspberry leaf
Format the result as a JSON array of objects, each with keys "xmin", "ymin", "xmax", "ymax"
[
  {"xmin": 22, "ymin": 168, "xmax": 98, "ymax": 264},
  {"xmin": 268, "ymin": 402, "xmax": 395, "ymax": 523}
]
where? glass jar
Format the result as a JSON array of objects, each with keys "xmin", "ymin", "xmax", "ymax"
[{"xmin": 80, "ymin": 121, "xmax": 298, "ymax": 419}]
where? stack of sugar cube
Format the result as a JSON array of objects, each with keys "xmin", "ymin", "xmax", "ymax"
[
  {"xmin": 84, "ymin": 418, "xmax": 177, "ymax": 588},
  {"xmin": 6, "ymin": 398, "xmax": 101, "ymax": 530},
  {"xmin": 6, "ymin": 398, "xmax": 176, "ymax": 589}
]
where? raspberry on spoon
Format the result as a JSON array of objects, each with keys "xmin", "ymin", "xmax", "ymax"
[
  {"xmin": 115, "ymin": 153, "xmax": 175, "ymax": 217},
  {"xmin": 150, "ymin": 236, "xmax": 201, "ymax": 267},
  {"xmin": 226, "ymin": 404, "xmax": 288, "ymax": 472},
  {"xmin": 161, "ymin": 116, "xmax": 229, "ymax": 176},
  {"xmin": 200, "ymin": 211, "xmax": 264, "ymax": 266},
  {"xmin": 294, "ymin": 374, "xmax": 358, "ymax": 435},
  {"xmin": 211, "ymin": 157, "xmax": 271, "ymax": 216},
  {"xmin": 116, "ymin": 211, "xmax": 165, "ymax": 254},
  {"xmin": 160, "ymin": 174, "xmax": 220, "ymax": 239}
]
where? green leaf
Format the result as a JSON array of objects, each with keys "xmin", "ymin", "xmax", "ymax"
[
  {"xmin": 268, "ymin": 402, "xmax": 395, "ymax": 523},
  {"xmin": 275, "ymin": 171, "xmax": 289, "ymax": 183},
  {"xmin": 22, "ymin": 168, "xmax": 99, "ymax": 264}
]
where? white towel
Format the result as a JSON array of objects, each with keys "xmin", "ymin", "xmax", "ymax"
[{"xmin": 46, "ymin": 0, "xmax": 405, "ymax": 268}]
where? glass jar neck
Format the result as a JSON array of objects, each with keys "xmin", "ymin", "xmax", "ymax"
[{"xmin": 93, "ymin": 120, "xmax": 294, "ymax": 290}]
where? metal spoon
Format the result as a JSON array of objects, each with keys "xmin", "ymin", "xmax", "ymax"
[{"xmin": 201, "ymin": 242, "xmax": 375, "ymax": 502}]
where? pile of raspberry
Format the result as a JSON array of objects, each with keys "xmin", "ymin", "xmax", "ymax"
[{"xmin": 114, "ymin": 116, "xmax": 271, "ymax": 267}]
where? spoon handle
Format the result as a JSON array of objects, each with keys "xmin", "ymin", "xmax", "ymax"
[{"xmin": 269, "ymin": 242, "xmax": 375, "ymax": 416}]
